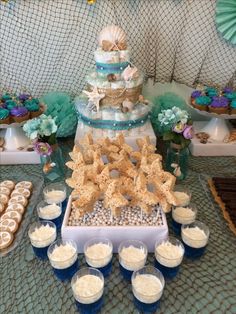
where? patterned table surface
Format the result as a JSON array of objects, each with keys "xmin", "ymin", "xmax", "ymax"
[{"xmin": 1, "ymin": 141, "xmax": 236, "ymax": 314}]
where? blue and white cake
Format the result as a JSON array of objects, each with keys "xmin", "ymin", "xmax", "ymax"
[{"xmin": 75, "ymin": 25, "xmax": 151, "ymax": 138}]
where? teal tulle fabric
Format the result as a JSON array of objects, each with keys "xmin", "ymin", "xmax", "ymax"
[
  {"xmin": 216, "ymin": 0, "xmax": 236, "ymax": 45},
  {"xmin": 150, "ymin": 92, "xmax": 187, "ymax": 135},
  {"xmin": 40, "ymin": 92, "xmax": 77, "ymax": 137}
]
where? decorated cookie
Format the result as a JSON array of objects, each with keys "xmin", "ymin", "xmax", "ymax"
[
  {"xmin": 11, "ymin": 188, "xmax": 31, "ymax": 199},
  {"xmin": 0, "ymin": 218, "xmax": 18, "ymax": 233},
  {"xmin": 0, "ymin": 194, "xmax": 9, "ymax": 205},
  {"xmin": 0, "ymin": 186, "xmax": 11, "ymax": 196},
  {"xmin": 8, "ymin": 195, "xmax": 28, "ymax": 207},
  {"xmin": 0, "ymin": 180, "xmax": 15, "ymax": 190},
  {"xmin": 15, "ymin": 181, "xmax": 33, "ymax": 190},
  {"xmin": 0, "ymin": 211, "xmax": 22, "ymax": 224},
  {"xmin": 0, "ymin": 231, "xmax": 14, "ymax": 250},
  {"xmin": 5, "ymin": 203, "xmax": 25, "ymax": 215}
]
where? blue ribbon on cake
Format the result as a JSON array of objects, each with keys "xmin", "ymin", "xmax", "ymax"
[
  {"xmin": 76, "ymin": 110, "xmax": 150, "ymax": 130},
  {"xmin": 96, "ymin": 61, "xmax": 129, "ymax": 74}
]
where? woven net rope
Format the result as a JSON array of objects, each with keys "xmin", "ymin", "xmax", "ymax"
[{"xmin": 0, "ymin": 0, "xmax": 235, "ymax": 97}]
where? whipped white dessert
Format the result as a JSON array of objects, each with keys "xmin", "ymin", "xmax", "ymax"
[
  {"xmin": 29, "ymin": 224, "xmax": 56, "ymax": 248},
  {"xmin": 85, "ymin": 243, "xmax": 112, "ymax": 268},
  {"xmin": 44, "ymin": 190, "xmax": 66, "ymax": 204},
  {"xmin": 72, "ymin": 274, "xmax": 104, "ymax": 304},
  {"xmin": 172, "ymin": 206, "xmax": 196, "ymax": 224},
  {"xmin": 174, "ymin": 191, "xmax": 190, "ymax": 207},
  {"xmin": 119, "ymin": 245, "xmax": 147, "ymax": 271},
  {"xmin": 155, "ymin": 241, "xmax": 184, "ymax": 267},
  {"xmin": 182, "ymin": 226, "xmax": 208, "ymax": 248},
  {"xmin": 38, "ymin": 204, "xmax": 61, "ymax": 220},
  {"xmin": 132, "ymin": 274, "xmax": 163, "ymax": 304},
  {"xmin": 48, "ymin": 243, "xmax": 77, "ymax": 269}
]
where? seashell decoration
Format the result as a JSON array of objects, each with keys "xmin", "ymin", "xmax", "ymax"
[
  {"xmin": 98, "ymin": 25, "xmax": 127, "ymax": 51},
  {"xmin": 122, "ymin": 99, "xmax": 134, "ymax": 112},
  {"xmin": 122, "ymin": 65, "xmax": 139, "ymax": 81}
]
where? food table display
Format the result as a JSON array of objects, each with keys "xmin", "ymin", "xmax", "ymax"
[
  {"xmin": 1, "ymin": 140, "xmax": 236, "ymax": 313},
  {"xmin": 0, "ymin": 22, "xmax": 236, "ymax": 314}
]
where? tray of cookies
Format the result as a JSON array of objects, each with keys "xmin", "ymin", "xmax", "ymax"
[{"xmin": 0, "ymin": 176, "xmax": 43, "ymax": 256}]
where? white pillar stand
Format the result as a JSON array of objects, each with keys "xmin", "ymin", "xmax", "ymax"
[{"xmin": 201, "ymin": 117, "xmax": 230, "ymax": 142}]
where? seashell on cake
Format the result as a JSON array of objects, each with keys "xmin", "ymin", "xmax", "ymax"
[{"xmin": 98, "ymin": 25, "xmax": 127, "ymax": 51}]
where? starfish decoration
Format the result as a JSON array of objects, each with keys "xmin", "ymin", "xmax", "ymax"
[{"xmin": 83, "ymin": 86, "xmax": 105, "ymax": 112}]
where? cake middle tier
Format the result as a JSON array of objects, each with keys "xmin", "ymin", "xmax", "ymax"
[{"xmin": 86, "ymin": 71, "xmax": 144, "ymax": 107}]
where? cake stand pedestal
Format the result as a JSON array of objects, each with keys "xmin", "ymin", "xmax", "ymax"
[
  {"xmin": 0, "ymin": 122, "xmax": 40, "ymax": 165},
  {"xmin": 188, "ymin": 105, "xmax": 236, "ymax": 156},
  {"xmin": 74, "ymin": 121, "xmax": 157, "ymax": 150}
]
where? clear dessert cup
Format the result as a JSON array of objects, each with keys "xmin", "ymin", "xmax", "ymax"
[
  {"xmin": 71, "ymin": 267, "xmax": 104, "ymax": 314},
  {"xmin": 28, "ymin": 221, "xmax": 56, "ymax": 260},
  {"xmin": 43, "ymin": 183, "xmax": 67, "ymax": 209},
  {"xmin": 48, "ymin": 239, "xmax": 78, "ymax": 281},
  {"xmin": 132, "ymin": 266, "xmax": 165, "ymax": 313},
  {"xmin": 173, "ymin": 186, "xmax": 192, "ymax": 207},
  {"xmin": 181, "ymin": 221, "xmax": 210, "ymax": 259},
  {"xmin": 154, "ymin": 237, "xmax": 185, "ymax": 279},
  {"xmin": 172, "ymin": 203, "xmax": 197, "ymax": 235},
  {"xmin": 84, "ymin": 237, "xmax": 113, "ymax": 277},
  {"xmin": 37, "ymin": 200, "xmax": 62, "ymax": 229},
  {"xmin": 118, "ymin": 240, "xmax": 148, "ymax": 281}
]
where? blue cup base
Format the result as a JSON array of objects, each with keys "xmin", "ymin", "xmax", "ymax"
[
  {"xmin": 75, "ymin": 296, "xmax": 103, "ymax": 314},
  {"xmin": 183, "ymin": 243, "xmax": 206, "ymax": 259},
  {"xmin": 134, "ymin": 296, "xmax": 160, "ymax": 313},
  {"xmin": 119, "ymin": 264, "xmax": 133, "ymax": 281},
  {"xmin": 172, "ymin": 219, "xmax": 182, "ymax": 236},
  {"xmin": 87, "ymin": 260, "xmax": 112, "ymax": 278},
  {"xmin": 154, "ymin": 260, "xmax": 180, "ymax": 279},
  {"xmin": 53, "ymin": 259, "xmax": 79, "ymax": 281},
  {"xmin": 32, "ymin": 245, "xmax": 49, "ymax": 260}
]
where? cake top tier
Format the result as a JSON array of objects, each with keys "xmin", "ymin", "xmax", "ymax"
[{"xmin": 98, "ymin": 25, "xmax": 127, "ymax": 51}]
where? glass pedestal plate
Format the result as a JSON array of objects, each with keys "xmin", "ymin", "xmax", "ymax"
[{"xmin": 188, "ymin": 103, "xmax": 236, "ymax": 156}]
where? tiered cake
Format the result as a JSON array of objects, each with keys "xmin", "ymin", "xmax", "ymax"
[{"xmin": 74, "ymin": 25, "xmax": 155, "ymax": 146}]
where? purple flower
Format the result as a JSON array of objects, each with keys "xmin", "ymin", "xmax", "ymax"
[
  {"xmin": 173, "ymin": 122, "xmax": 185, "ymax": 133},
  {"xmin": 183, "ymin": 125, "xmax": 194, "ymax": 139},
  {"xmin": 34, "ymin": 142, "xmax": 52, "ymax": 156}
]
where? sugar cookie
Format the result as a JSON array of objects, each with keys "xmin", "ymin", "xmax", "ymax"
[
  {"xmin": 0, "ymin": 194, "xmax": 9, "ymax": 205},
  {"xmin": 11, "ymin": 188, "xmax": 31, "ymax": 199},
  {"xmin": 0, "ymin": 186, "xmax": 11, "ymax": 196},
  {"xmin": 0, "ymin": 218, "xmax": 18, "ymax": 233},
  {"xmin": 0, "ymin": 180, "xmax": 15, "ymax": 190},
  {"xmin": 0, "ymin": 231, "xmax": 14, "ymax": 250},
  {"xmin": 0, "ymin": 211, "xmax": 22, "ymax": 224},
  {"xmin": 5, "ymin": 203, "xmax": 25, "ymax": 215},
  {"xmin": 8, "ymin": 195, "xmax": 28, "ymax": 207},
  {"xmin": 15, "ymin": 181, "xmax": 33, "ymax": 190}
]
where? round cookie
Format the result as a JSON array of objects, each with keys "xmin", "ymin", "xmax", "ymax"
[
  {"xmin": 11, "ymin": 188, "xmax": 31, "ymax": 199},
  {"xmin": 0, "ymin": 180, "xmax": 15, "ymax": 190},
  {"xmin": 0, "ymin": 211, "xmax": 22, "ymax": 224},
  {"xmin": 0, "ymin": 186, "xmax": 11, "ymax": 196},
  {"xmin": 0, "ymin": 193, "xmax": 9, "ymax": 205},
  {"xmin": 0, "ymin": 231, "xmax": 14, "ymax": 250},
  {"xmin": 5, "ymin": 203, "xmax": 25, "ymax": 215},
  {"xmin": 15, "ymin": 181, "xmax": 33, "ymax": 191},
  {"xmin": 0, "ymin": 218, "xmax": 18, "ymax": 233},
  {"xmin": 8, "ymin": 195, "xmax": 28, "ymax": 207}
]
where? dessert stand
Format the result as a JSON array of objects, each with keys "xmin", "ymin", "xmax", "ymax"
[
  {"xmin": 188, "ymin": 103, "xmax": 236, "ymax": 156},
  {"xmin": 61, "ymin": 196, "xmax": 168, "ymax": 253},
  {"xmin": 0, "ymin": 122, "xmax": 40, "ymax": 164}
]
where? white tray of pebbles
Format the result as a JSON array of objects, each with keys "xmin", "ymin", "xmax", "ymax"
[{"xmin": 61, "ymin": 196, "xmax": 168, "ymax": 253}]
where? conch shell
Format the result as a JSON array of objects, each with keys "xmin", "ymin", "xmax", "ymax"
[
  {"xmin": 122, "ymin": 65, "xmax": 139, "ymax": 81},
  {"xmin": 98, "ymin": 25, "xmax": 127, "ymax": 51}
]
